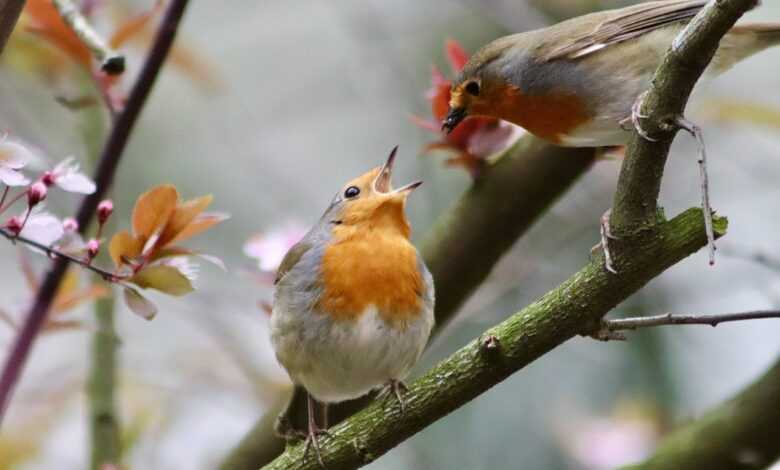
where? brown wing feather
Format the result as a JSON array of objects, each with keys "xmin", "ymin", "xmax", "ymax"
[
  {"xmin": 542, "ymin": 0, "xmax": 708, "ymax": 61},
  {"xmin": 274, "ymin": 241, "xmax": 312, "ymax": 285}
]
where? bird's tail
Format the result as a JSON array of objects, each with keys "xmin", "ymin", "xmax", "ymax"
[{"xmin": 711, "ymin": 23, "xmax": 780, "ymax": 74}]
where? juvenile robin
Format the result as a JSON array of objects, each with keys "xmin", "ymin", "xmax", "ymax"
[
  {"xmin": 442, "ymin": 0, "xmax": 780, "ymax": 146},
  {"xmin": 270, "ymin": 147, "xmax": 435, "ymax": 464}
]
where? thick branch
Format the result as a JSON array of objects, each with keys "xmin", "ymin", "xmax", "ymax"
[
  {"xmin": 611, "ymin": 0, "xmax": 756, "ymax": 232},
  {"xmin": 623, "ymin": 356, "xmax": 780, "ymax": 470},
  {"xmin": 52, "ymin": 0, "xmax": 125, "ymax": 74},
  {"xmin": 219, "ymin": 137, "xmax": 596, "ymax": 469},
  {"xmin": 0, "ymin": 0, "xmax": 25, "ymax": 55},
  {"xmin": 0, "ymin": 0, "xmax": 191, "ymax": 425},
  {"xmin": 261, "ymin": 209, "xmax": 725, "ymax": 470}
]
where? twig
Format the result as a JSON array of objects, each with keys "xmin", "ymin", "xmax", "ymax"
[
  {"xmin": 0, "ymin": 0, "xmax": 192, "ymax": 425},
  {"xmin": 52, "ymin": 0, "xmax": 125, "ymax": 75},
  {"xmin": 676, "ymin": 117, "xmax": 715, "ymax": 265},
  {"xmin": 591, "ymin": 310, "xmax": 780, "ymax": 341},
  {"xmin": 0, "ymin": 228, "xmax": 119, "ymax": 281}
]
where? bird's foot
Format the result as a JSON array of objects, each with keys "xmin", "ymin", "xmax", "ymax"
[
  {"xmin": 620, "ymin": 90, "xmax": 658, "ymax": 142},
  {"xmin": 674, "ymin": 116, "xmax": 716, "ymax": 266},
  {"xmin": 591, "ymin": 208, "xmax": 619, "ymax": 274},
  {"xmin": 274, "ymin": 413, "xmax": 307, "ymax": 442},
  {"xmin": 302, "ymin": 423, "xmax": 332, "ymax": 469},
  {"xmin": 378, "ymin": 379, "xmax": 409, "ymax": 414}
]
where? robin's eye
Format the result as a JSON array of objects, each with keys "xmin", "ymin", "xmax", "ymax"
[
  {"xmin": 465, "ymin": 81, "xmax": 480, "ymax": 96},
  {"xmin": 344, "ymin": 186, "xmax": 360, "ymax": 198}
]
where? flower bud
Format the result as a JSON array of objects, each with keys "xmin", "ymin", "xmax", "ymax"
[
  {"xmin": 5, "ymin": 216, "xmax": 23, "ymax": 235},
  {"xmin": 86, "ymin": 238, "xmax": 100, "ymax": 259},
  {"xmin": 62, "ymin": 217, "xmax": 79, "ymax": 232},
  {"xmin": 97, "ymin": 199, "xmax": 114, "ymax": 225},
  {"xmin": 41, "ymin": 171, "xmax": 55, "ymax": 187},
  {"xmin": 27, "ymin": 181, "xmax": 47, "ymax": 207}
]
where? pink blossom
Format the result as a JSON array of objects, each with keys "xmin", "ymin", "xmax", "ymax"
[
  {"xmin": 43, "ymin": 157, "xmax": 96, "ymax": 194},
  {"xmin": 244, "ymin": 223, "xmax": 307, "ymax": 272},
  {"xmin": 27, "ymin": 181, "xmax": 48, "ymax": 207},
  {"xmin": 17, "ymin": 210, "xmax": 64, "ymax": 247},
  {"xmin": 97, "ymin": 199, "xmax": 113, "ymax": 224}
]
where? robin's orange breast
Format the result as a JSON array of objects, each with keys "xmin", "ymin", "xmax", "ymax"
[
  {"xmin": 475, "ymin": 85, "xmax": 592, "ymax": 143},
  {"xmin": 317, "ymin": 231, "xmax": 424, "ymax": 326}
]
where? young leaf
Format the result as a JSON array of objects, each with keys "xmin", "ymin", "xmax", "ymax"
[
  {"xmin": 109, "ymin": 230, "xmax": 143, "ymax": 267},
  {"xmin": 131, "ymin": 184, "xmax": 178, "ymax": 240},
  {"xmin": 123, "ymin": 287, "xmax": 157, "ymax": 320},
  {"xmin": 129, "ymin": 265, "xmax": 194, "ymax": 296}
]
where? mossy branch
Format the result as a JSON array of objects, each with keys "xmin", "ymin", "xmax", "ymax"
[
  {"xmin": 622, "ymin": 356, "xmax": 780, "ymax": 470},
  {"xmin": 260, "ymin": 210, "xmax": 725, "ymax": 470}
]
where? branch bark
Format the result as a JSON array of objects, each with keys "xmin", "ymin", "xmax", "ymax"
[
  {"xmin": 0, "ymin": 0, "xmax": 25, "ymax": 55},
  {"xmin": 622, "ymin": 356, "xmax": 780, "ymax": 470},
  {"xmin": 260, "ymin": 209, "xmax": 725, "ymax": 470},
  {"xmin": 0, "ymin": 0, "xmax": 192, "ymax": 425},
  {"xmin": 218, "ymin": 137, "xmax": 597, "ymax": 469}
]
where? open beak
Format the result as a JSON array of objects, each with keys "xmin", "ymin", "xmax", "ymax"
[
  {"xmin": 373, "ymin": 146, "xmax": 422, "ymax": 195},
  {"xmin": 442, "ymin": 107, "xmax": 467, "ymax": 134}
]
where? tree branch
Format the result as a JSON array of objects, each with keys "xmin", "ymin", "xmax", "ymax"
[
  {"xmin": 0, "ymin": 0, "xmax": 191, "ymax": 425},
  {"xmin": 0, "ymin": 0, "xmax": 25, "ymax": 55},
  {"xmin": 218, "ymin": 137, "xmax": 597, "ymax": 469},
  {"xmin": 611, "ymin": 0, "xmax": 756, "ymax": 234},
  {"xmin": 622, "ymin": 356, "xmax": 780, "ymax": 470},
  {"xmin": 52, "ymin": 0, "xmax": 125, "ymax": 75},
  {"xmin": 591, "ymin": 310, "xmax": 780, "ymax": 341},
  {"xmin": 260, "ymin": 209, "xmax": 726, "ymax": 470}
]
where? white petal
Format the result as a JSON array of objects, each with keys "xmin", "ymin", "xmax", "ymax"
[
  {"xmin": 0, "ymin": 141, "xmax": 33, "ymax": 170},
  {"xmin": 0, "ymin": 167, "xmax": 30, "ymax": 186},
  {"xmin": 55, "ymin": 173, "xmax": 96, "ymax": 194},
  {"xmin": 20, "ymin": 213, "xmax": 64, "ymax": 246}
]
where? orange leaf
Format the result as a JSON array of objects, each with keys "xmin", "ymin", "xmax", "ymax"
[
  {"xmin": 24, "ymin": 0, "xmax": 91, "ymax": 67},
  {"xmin": 109, "ymin": 230, "xmax": 143, "ymax": 267},
  {"xmin": 168, "ymin": 212, "xmax": 228, "ymax": 245},
  {"xmin": 129, "ymin": 265, "xmax": 193, "ymax": 296},
  {"xmin": 132, "ymin": 184, "xmax": 179, "ymax": 241},
  {"xmin": 159, "ymin": 194, "xmax": 212, "ymax": 247},
  {"xmin": 53, "ymin": 284, "xmax": 110, "ymax": 314},
  {"xmin": 109, "ymin": 1, "xmax": 163, "ymax": 48}
]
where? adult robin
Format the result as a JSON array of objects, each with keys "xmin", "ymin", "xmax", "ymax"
[
  {"xmin": 442, "ymin": 0, "xmax": 780, "ymax": 146},
  {"xmin": 270, "ymin": 147, "xmax": 435, "ymax": 464}
]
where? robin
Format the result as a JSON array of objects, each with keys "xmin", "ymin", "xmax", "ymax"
[
  {"xmin": 442, "ymin": 0, "xmax": 780, "ymax": 146},
  {"xmin": 270, "ymin": 147, "xmax": 435, "ymax": 464}
]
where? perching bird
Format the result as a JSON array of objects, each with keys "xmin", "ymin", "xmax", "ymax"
[
  {"xmin": 270, "ymin": 147, "xmax": 435, "ymax": 464},
  {"xmin": 442, "ymin": 0, "xmax": 780, "ymax": 146}
]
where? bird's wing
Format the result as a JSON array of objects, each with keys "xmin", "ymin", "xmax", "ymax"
[
  {"xmin": 541, "ymin": 0, "xmax": 708, "ymax": 61},
  {"xmin": 274, "ymin": 240, "xmax": 312, "ymax": 285}
]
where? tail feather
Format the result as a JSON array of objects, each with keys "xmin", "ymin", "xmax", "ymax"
[{"xmin": 711, "ymin": 23, "xmax": 780, "ymax": 73}]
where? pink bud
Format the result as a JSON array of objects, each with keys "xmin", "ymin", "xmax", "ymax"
[
  {"xmin": 97, "ymin": 199, "xmax": 113, "ymax": 225},
  {"xmin": 87, "ymin": 238, "xmax": 100, "ymax": 258},
  {"xmin": 62, "ymin": 217, "xmax": 79, "ymax": 232},
  {"xmin": 5, "ymin": 216, "xmax": 23, "ymax": 235},
  {"xmin": 27, "ymin": 181, "xmax": 47, "ymax": 207},
  {"xmin": 41, "ymin": 171, "xmax": 55, "ymax": 186}
]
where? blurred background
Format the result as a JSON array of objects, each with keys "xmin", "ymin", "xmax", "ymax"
[{"xmin": 1, "ymin": 0, "xmax": 780, "ymax": 468}]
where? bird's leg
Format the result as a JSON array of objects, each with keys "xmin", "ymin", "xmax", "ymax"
[
  {"xmin": 675, "ymin": 116, "xmax": 716, "ymax": 266},
  {"xmin": 302, "ymin": 393, "xmax": 331, "ymax": 468},
  {"xmin": 378, "ymin": 379, "xmax": 410, "ymax": 413},
  {"xmin": 619, "ymin": 90, "xmax": 658, "ymax": 142},
  {"xmin": 591, "ymin": 208, "xmax": 619, "ymax": 274}
]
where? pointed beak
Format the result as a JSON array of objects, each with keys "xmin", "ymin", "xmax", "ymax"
[
  {"xmin": 373, "ymin": 146, "xmax": 422, "ymax": 196},
  {"xmin": 442, "ymin": 107, "xmax": 467, "ymax": 134}
]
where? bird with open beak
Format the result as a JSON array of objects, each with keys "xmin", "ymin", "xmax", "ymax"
[{"xmin": 270, "ymin": 147, "xmax": 435, "ymax": 465}]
